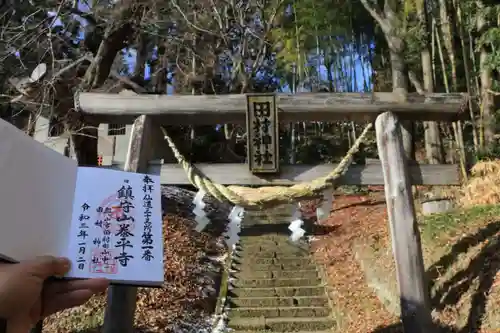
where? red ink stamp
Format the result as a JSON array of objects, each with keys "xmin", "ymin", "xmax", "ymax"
[
  {"xmin": 90, "ymin": 248, "xmax": 118, "ymax": 274},
  {"xmin": 97, "ymin": 194, "xmax": 136, "ymax": 233}
]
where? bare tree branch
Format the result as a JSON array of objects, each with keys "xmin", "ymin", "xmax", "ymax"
[
  {"xmin": 170, "ymin": 0, "xmax": 219, "ymax": 37},
  {"xmin": 408, "ymin": 70, "xmax": 425, "ymax": 94},
  {"xmin": 360, "ymin": 0, "xmax": 388, "ymax": 31}
]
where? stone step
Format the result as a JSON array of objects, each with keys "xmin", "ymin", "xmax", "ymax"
[
  {"xmin": 236, "ymin": 244, "xmax": 310, "ymax": 254},
  {"xmin": 229, "ymin": 316, "xmax": 335, "ymax": 331},
  {"xmin": 235, "ymin": 245, "xmax": 309, "ymax": 253},
  {"xmin": 229, "ymin": 286, "xmax": 326, "ymax": 298},
  {"xmin": 234, "ymin": 257, "xmax": 314, "ymax": 266},
  {"xmin": 234, "ymin": 250, "xmax": 311, "ymax": 259},
  {"xmin": 237, "ymin": 239, "xmax": 308, "ymax": 247},
  {"xmin": 238, "ymin": 236, "xmax": 293, "ymax": 242},
  {"xmin": 238, "ymin": 237, "xmax": 308, "ymax": 245},
  {"xmin": 238, "ymin": 235, "xmax": 293, "ymax": 243},
  {"xmin": 238, "ymin": 241, "xmax": 305, "ymax": 249},
  {"xmin": 233, "ymin": 269, "xmax": 319, "ymax": 280},
  {"xmin": 244, "ymin": 216, "xmax": 296, "ymax": 221},
  {"xmin": 237, "ymin": 241, "xmax": 309, "ymax": 248},
  {"xmin": 243, "ymin": 214, "xmax": 298, "ymax": 221},
  {"xmin": 229, "ymin": 295, "xmax": 329, "ymax": 308},
  {"xmin": 246, "ymin": 209, "xmax": 298, "ymax": 217},
  {"xmin": 232, "ymin": 262, "xmax": 317, "ymax": 271},
  {"xmin": 236, "ymin": 244, "xmax": 310, "ymax": 253},
  {"xmin": 232, "ymin": 277, "xmax": 322, "ymax": 288},
  {"xmin": 234, "ymin": 331, "xmax": 332, "ymax": 333},
  {"xmin": 229, "ymin": 306, "xmax": 331, "ymax": 318}
]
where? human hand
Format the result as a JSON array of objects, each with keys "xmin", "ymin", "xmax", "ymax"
[{"xmin": 0, "ymin": 256, "xmax": 109, "ymax": 333}]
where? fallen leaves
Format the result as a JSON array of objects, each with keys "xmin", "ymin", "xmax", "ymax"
[
  {"xmin": 309, "ymin": 192, "xmax": 500, "ymax": 333},
  {"xmin": 44, "ymin": 188, "xmax": 228, "ymax": 333},
  {"xmin": 306, "ymin": 193, "xmax": 400, "ymax": 333},
  {"xmin": 134, "ymin": 213, "xmax": 222, "ymax": 331}
]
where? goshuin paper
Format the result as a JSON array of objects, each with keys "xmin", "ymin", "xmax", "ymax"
[{"xmin": 0, "ymin": 118, "xmax": 163, "ymax": 286}]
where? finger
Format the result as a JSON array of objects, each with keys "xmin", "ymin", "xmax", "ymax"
[
  {"xmin": 42, "ymin": 289, "xmax": 96, "ymax": 317},
  {"xmin": 16, "ymin": 256, "xmax": 71, "ymax": 279},
  {"xmin": 45, "ymin": 278, "xmax": 109, "ymax": 295}
]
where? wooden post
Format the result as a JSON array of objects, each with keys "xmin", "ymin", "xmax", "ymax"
[
  {"xmin": 102, "ymin": 115, "xmax": 154, "ymax": 333},
  {"xmin": 375, "ymin": 112, "xmax": 435, "ymax": 333}
]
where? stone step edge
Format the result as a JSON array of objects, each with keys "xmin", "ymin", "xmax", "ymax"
[
  {"xmin": 228, "ymin": 316, "xmax": 335, "ymax": 331},
  {"xmin": 229, "ymin": 306, "xmax": 329, "ymax": 311},
  {"xmin": 232, "ymin": 264, "xmax": 316, "ymax": 269},
  {"xmin": 232, "ymin": 269, "xmax": 318, "ymax": 274},
  {"xmin": 234, "ymin": 251, "xmax": 312, "ymax": 255},
  {"xmin": 232, "ymin": 268, "xmax": 317, "ymax": 273},
  {"xmin": 232, "ymin": 331, "xmax": 332, "ymax": 333},
  {"xmin": 235, "ymin": 249, "xmax": 310, "ymax": 252},
  {"xmin": 228, "ymin": 295, "xmax": 328, "ymax": 300},
  {"xmin": 232, "ymin": 261, "xmax": 315, "ymax": 265},
  {"xmin": 234, "ymin": 249, "xmax": 311, "ymax": 254},
  {"xmin": 234, "ymin": 277, "xmax": 323, "ymax": 282},
  {"xmin": 234, "ymin": 257, "xmax": 315, "ymax": 261},
  {"xmin": 233, "ymin": 257, "xmax": 313, "ymax": 261},
  {"xmin": 229, "ymin": 316, "xmax": 334, "ymax": 324},
  {"xmin": 237, "ymin": 240, "xmax": 301, "ymax": 244},
  {"xmin": 231, "ymin": 262, "xmax": 317, "ymax": 272},
  {"xmin": 230, "ymin": 286, "xmax": 325, "ymax": 291}
]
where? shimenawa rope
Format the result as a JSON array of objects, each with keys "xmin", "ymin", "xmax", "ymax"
[{"xmin": 161, "ymin": 123, "xmax": 373, "ymax": 209}]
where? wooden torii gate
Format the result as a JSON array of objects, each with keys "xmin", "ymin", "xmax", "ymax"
[{"xmin": 72, "ymin": 91, "xmax": 467, "ymax": 333}]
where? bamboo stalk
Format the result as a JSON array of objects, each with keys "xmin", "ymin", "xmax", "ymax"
[{"xmin": 435, "ymin": 22, "xmax": 467, "ymax": 179}]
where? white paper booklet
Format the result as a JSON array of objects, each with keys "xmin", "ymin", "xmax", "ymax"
[{"xmin": 0, "ymin": 118, "xmax": 163, "ymax": 286}]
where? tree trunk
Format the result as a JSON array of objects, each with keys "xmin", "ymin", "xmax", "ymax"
[
  {"xmin": 390, "ymin": 49, "xmax": 414, "ymax": 159},
  {"xmin": 477, "ymin": 0, "xmax": 495, "ymax": 146},
  {"xmin": 438, "ymin": 0, "xmax": 467, "ymax": 173},
  {"xmin": 438, "ymin": 0, "xmax": 458, "ymax": 91},
  {"xmin": 360, "ymin": 0, "xmax": 415, "ymax": 160},
  {"xmin": 419, "ymin": 0, "xmax": 444, "ymax": 163},
  {"xmin": 72, "ymin": 127, "xmax": 98, "ymax": 166},
  {"xmin": 453, "ymin": 0, "xmax": 479, "ymax": 151}
]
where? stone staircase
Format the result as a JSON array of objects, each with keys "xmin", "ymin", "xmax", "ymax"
[{"xmin": 226, "ymin": 207, "xmax": 335, "ymax": 333}]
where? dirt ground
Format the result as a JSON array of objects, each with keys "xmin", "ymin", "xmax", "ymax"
[
  {"xmin": 305, "ymin": 192, "xmax": 500, "ymax": 333},
  {"xmin": 43, "ymin": 212, "xmax": 225, "ymax": 333},
  {"xmin": 42, "ymin": 186, "xmax": 500, "ymax": 333},
  {"xmin": 302, "ymin": 192, "xmax": 398, "ymax": 332}
]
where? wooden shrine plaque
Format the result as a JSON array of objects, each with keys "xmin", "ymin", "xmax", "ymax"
[{"xmin": 246, "ymin": 94, "xmax": 280, "ymax": 173}]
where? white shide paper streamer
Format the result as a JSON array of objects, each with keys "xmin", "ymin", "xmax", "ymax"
[
  {"xmin": 224, "ymin": 206, "xmax": 244, "ymax": 250},
  {"xmin": 192, "ymin": 190, "xmax": 210, "ymax": 232},
  {"xmin": 316, "ymin": 187, "xmax": 334, "ymax": 222},
  {"xmin": 288, "ymin": 204, "xmax": 306, "ymax": 242}
]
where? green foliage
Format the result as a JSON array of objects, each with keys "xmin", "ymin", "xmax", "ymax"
[
  {"xmin": 272, "ymin": 0, "xmax": 375, "ymax": 90},
  {"xmin": 475, "ymin": 143, "xmax": 500, "ymax": 161},
  {"xmin": 403, "ymin": 0, "xmax": 424, "ymax": 18},
  {"xmin": 294, "ymin": 137, "xmax": 340, "ymax": 163},
  {"xmin": 461, "ymin": 0, "xmax": 479, "ymax": 31},
  {"xmin": 2, "ymin": 0, "xmax": 499, "ymax": 170},
  {"xmin": 420, "ymin": 204, "xmax": 500, "ymax": 242},
  {"xmin": 272, "ymin": 26, "xmax": 310, "ymax": 82},
  {"xmin": 479, "ymin": 27, "xmax": 500, "ymax": 74}
]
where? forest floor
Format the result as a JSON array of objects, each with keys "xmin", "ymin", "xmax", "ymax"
[
  {"xmin": 44, "ymin": 186, "xmax": 230, "ymax": 333},
  {"xmin": 42, "ymin": 185, "xmax": 500, "ymax": 333},
  {"xmin": 44, "ymin": 212, "xmax": 224, "ymax": 333},
  {"xmin": 303, "ymin": 191, "xmax": 500, "ymax": 333}
]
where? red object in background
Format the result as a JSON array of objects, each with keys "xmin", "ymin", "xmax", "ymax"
[{"xmin": 97, "ymin": 154, "xmax": 103, "ymax": 166}]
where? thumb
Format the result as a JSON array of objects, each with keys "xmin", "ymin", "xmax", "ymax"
[{"xmin": 17, "ymin": 256, "xmax": 71, "ymax": 280}]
